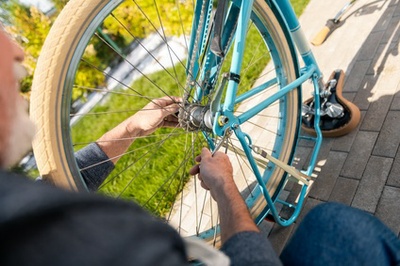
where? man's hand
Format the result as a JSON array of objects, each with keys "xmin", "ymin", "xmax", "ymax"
[
  {"xmin": 189, "ymin": 148, "xmax": 259, "ymax": 243},
  {"xmin": 96, "ymin": 96, "xmax": 181, "ymax": 164},
  {"xmin": 126, "ymin": 96, "xmax": 181, "ymax": 137},
  {"xmin": 189, "ymin": 148, "xmax": 235, "ymax": 201}
]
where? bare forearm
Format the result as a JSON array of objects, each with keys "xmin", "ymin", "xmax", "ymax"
[
  {"xmin": 215, "ymin": 183, "xmax": 259, "ymax": 244},
  {"xmin": 96, "ymin": 120, "xmax": 139, "ymax": 164}
]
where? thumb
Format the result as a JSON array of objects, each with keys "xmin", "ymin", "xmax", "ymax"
[{"xmin": 201, "ymin": 147, "xmax": 212, "ymax": 159}]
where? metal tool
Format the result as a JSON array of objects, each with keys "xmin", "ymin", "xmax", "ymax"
[{"xmin": 312, "ymin": 0, "xmax": 358, "ymax": 46}]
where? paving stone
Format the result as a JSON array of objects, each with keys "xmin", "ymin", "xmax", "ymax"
[
  {"xmin": 375, "ymin": 186, "xmax": 400, "ymax": 236},
  {"xmin": 328, "ymin": 94, "xmax": 364, "ymax": 155},
  {"xmin": 283, "ymin": 146, "xmax": 313, "ymax": 194},
  {"xmin": 268, "ymin": 222, "xmax": 295, "ymax": 255},
  {"xmin": 314, "ymin": 137, "xmax": 334, "ymax": 166},
  {"xmin": 372, "ymin": 111, "xmax": 400, "ymax": 158},
  {"xmin": 318, "ymin": 138, "xmax": 335, "ymax": 160},
  {"xmin": 342, "ymin": 92, "xmax": 356, "ymax": 102},
  {"xmin": 357, "ymin": 31, "xmax": 385, "ymax": 61},
  {"xmin": 351, "ymin": 156, "xmax": 393, "ymax": 213},
  {"xmin": 280, "ymin": 184, "xmax": 302, "ymax": 220},
  {"xmin": 328, "ymin": 177, "xmax": 360, "ymax": 205},
  {"xmin": 366, "ymin": 43, "xmax": 388, "ymax": 76},
  {"xmin": 259, "ymin": 219, "xmax": 274, "ymax": 236},
  {"xmin": 370, "ymin": 7, "xmax": 395, "ymax": 34},
  {"xmin": 373, "ymin": 67, "xmax": 400, "ymax": 95},
  {"xmin": 292, "ymin": 145, "xmax": 313, "ymax": 172},
  {"xmin": 344, "ymin": 60, "xmax": 372, "ymax": 93},
  {"xmin": 294, "ymin": 138, "xmax": 334, "ymax": 184},
  {"xmin": 352, "ymin": 75, "xmax": 377, "ymax": 110},
  {"xmin": 389, "ymin": 0, "xmax": 400, "ymax": 8},
  {"xmin": 394, "ymin": 1, "xmax": 400, "ymax": 17},
  {"xmin": 382, "ymin": 16, "xmax": 400, "ymax": 44},
  {"xmin": 340, "ymin": 131, "xmax": 379, "ymax": 179},
  {"xmin": 308, "ymin": 151, "xmax": 348, "ymax": 201},
  {"xmin": 390, "ymin": 94, "xmax": 400, "ymax": 110},
  {"xmin": 298, "ymin": 137, "xmax": 316, "ymax": 148},
  {"xmin": 387, "ymin": 149, "xmax": 400, "ymax": 188},
  {"xmin": 397, "ymin": 83, "xmax": 400, "ymax": 94},
  {"xmin": 331, "ymin": 111, "xmax": 366, "ymax": 153},
  {"xmin": 296, "ymin": 197, "xmax": 325, "ymax": 222},
  {"xmin": 360, "ymin": 93, "xmax": 393, "ymax": 132},
  {"xmin": 381, "ymin": 17, "xmax": 400, "ymax": 43}
]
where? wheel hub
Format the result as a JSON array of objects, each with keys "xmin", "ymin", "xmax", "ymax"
[{"xmin": 178, "ymin": 104, "xmax": 213, "ymax": 132}]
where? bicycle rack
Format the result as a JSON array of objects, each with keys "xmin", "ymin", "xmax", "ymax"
[
  {"xmin": 252, "ymin": 0, "xmax": 324, "ymax": 226},
  {"xmin": 250, "ymin": 69, "xmax": 323, "ymax": 227}
]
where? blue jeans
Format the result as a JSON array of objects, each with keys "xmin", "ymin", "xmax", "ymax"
[{"xmin": 280, "ymin": 202, "xmax": 400, "ymax": 265}]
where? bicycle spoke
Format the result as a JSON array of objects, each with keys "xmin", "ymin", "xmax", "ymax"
[
  {"xmin": 97, "ymin": 127, "xmax": 184, "ymax": 189},
  {"xmin": 80, "ymin": 47, "xmax": 183, "ymax": 106},
  {"xmin": 227, "ymin": 137, "xmax": 255, "ymax": 198},
  {"xmin": 73, "ymin": 132, "xmax": 189, "ymax": 147},
  {"xmin": 145, "ymin": 132, "xmax": 203, "ymax": 207},
  {"xmin": 109, "ymin": 13, "xmax": 189, "ymax": 94}
]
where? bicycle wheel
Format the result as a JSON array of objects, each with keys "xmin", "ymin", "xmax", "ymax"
[{"xmin": 31, "ymin": 0, "xmax": 300, "ymax": 245}]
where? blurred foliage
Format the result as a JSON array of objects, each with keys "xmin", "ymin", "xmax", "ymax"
[
  {"xmin": 1, "ymin": 0, "xmax": 194, "ymax": 102},
  {"xmin": 1, "ymin": 1, "xmax": 52, "ymax": 97},
  {"xmin": 104, "ymin": 0, "xmax": 193, "ymax": 41},
  {"xmin": 51, "ymin": 0, "xmax": 68, "ymax": 11}
]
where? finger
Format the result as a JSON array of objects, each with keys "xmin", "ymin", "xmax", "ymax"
[
  {"xmin": 161, "ymin": 121, "xmax": 180, "ymax": 128},
  {"xmin": 166, "ymin": 103, "xmax": 180, "ymax": 113},
  {"xmin": 189, "ymin": 164, "xmax": 200, "ymax": 175},
  {"xmin": 159, "ymin": 103, "xmax": 180, "ymax": 119},
  {"xmin": 212, "ymin": 150, "xmax": 226, "ymax": 158},
  {"xmin": 195, "ymin": 154, "xmax": 202, "ymax": 163},
  {"xmin": 160, "ymin": 114, "xmax": 179, "ymax": 128},
  {"xmin": 164, "ymin": 114, "xmax": 179, "ymax": 122},
  {"xmin": 144, "ymin": 98, "xmax": 179, "ymax": 114},
  {"xmin": 200, "ymin": 181, "xmax": 210, "ymax": 191},
  {"xmin": 155, "ymin": 96, "xmax": 182, "ymax": 107},
  {"xmin": 201, "ymin": 147, "xmax": 212, "ymax": 160}
]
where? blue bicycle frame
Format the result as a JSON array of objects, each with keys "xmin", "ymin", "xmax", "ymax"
[{"xmin": 187, "ymin": 0, "xmax": 323, "ymax": 226}]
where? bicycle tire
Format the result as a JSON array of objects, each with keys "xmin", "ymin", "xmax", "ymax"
[{"xmin": 31, "ymin": 0, "xmax": 300, "ymax": 245}]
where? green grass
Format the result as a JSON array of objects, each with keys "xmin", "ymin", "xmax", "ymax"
[
  {"xmin": 71, "ymin": 0, "xmax": 310, "ymax": 216},
  {"xmin": 291, "ymin": 0, "xmax": 311, "ymax": 16}
]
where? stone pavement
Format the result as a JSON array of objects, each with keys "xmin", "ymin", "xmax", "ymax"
[{"xmin": 262, "ymin": 0, "xmax": 400, "ymax": 254}]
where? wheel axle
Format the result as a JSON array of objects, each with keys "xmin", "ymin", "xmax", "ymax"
[{"xmin": 179, "ymin": 104, "xmax": 213, "ymax": 132}]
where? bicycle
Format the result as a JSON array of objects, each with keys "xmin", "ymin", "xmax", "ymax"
[{"xmin": 30, "ymin": 0, "xmax": 357, "ymax": 246}]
